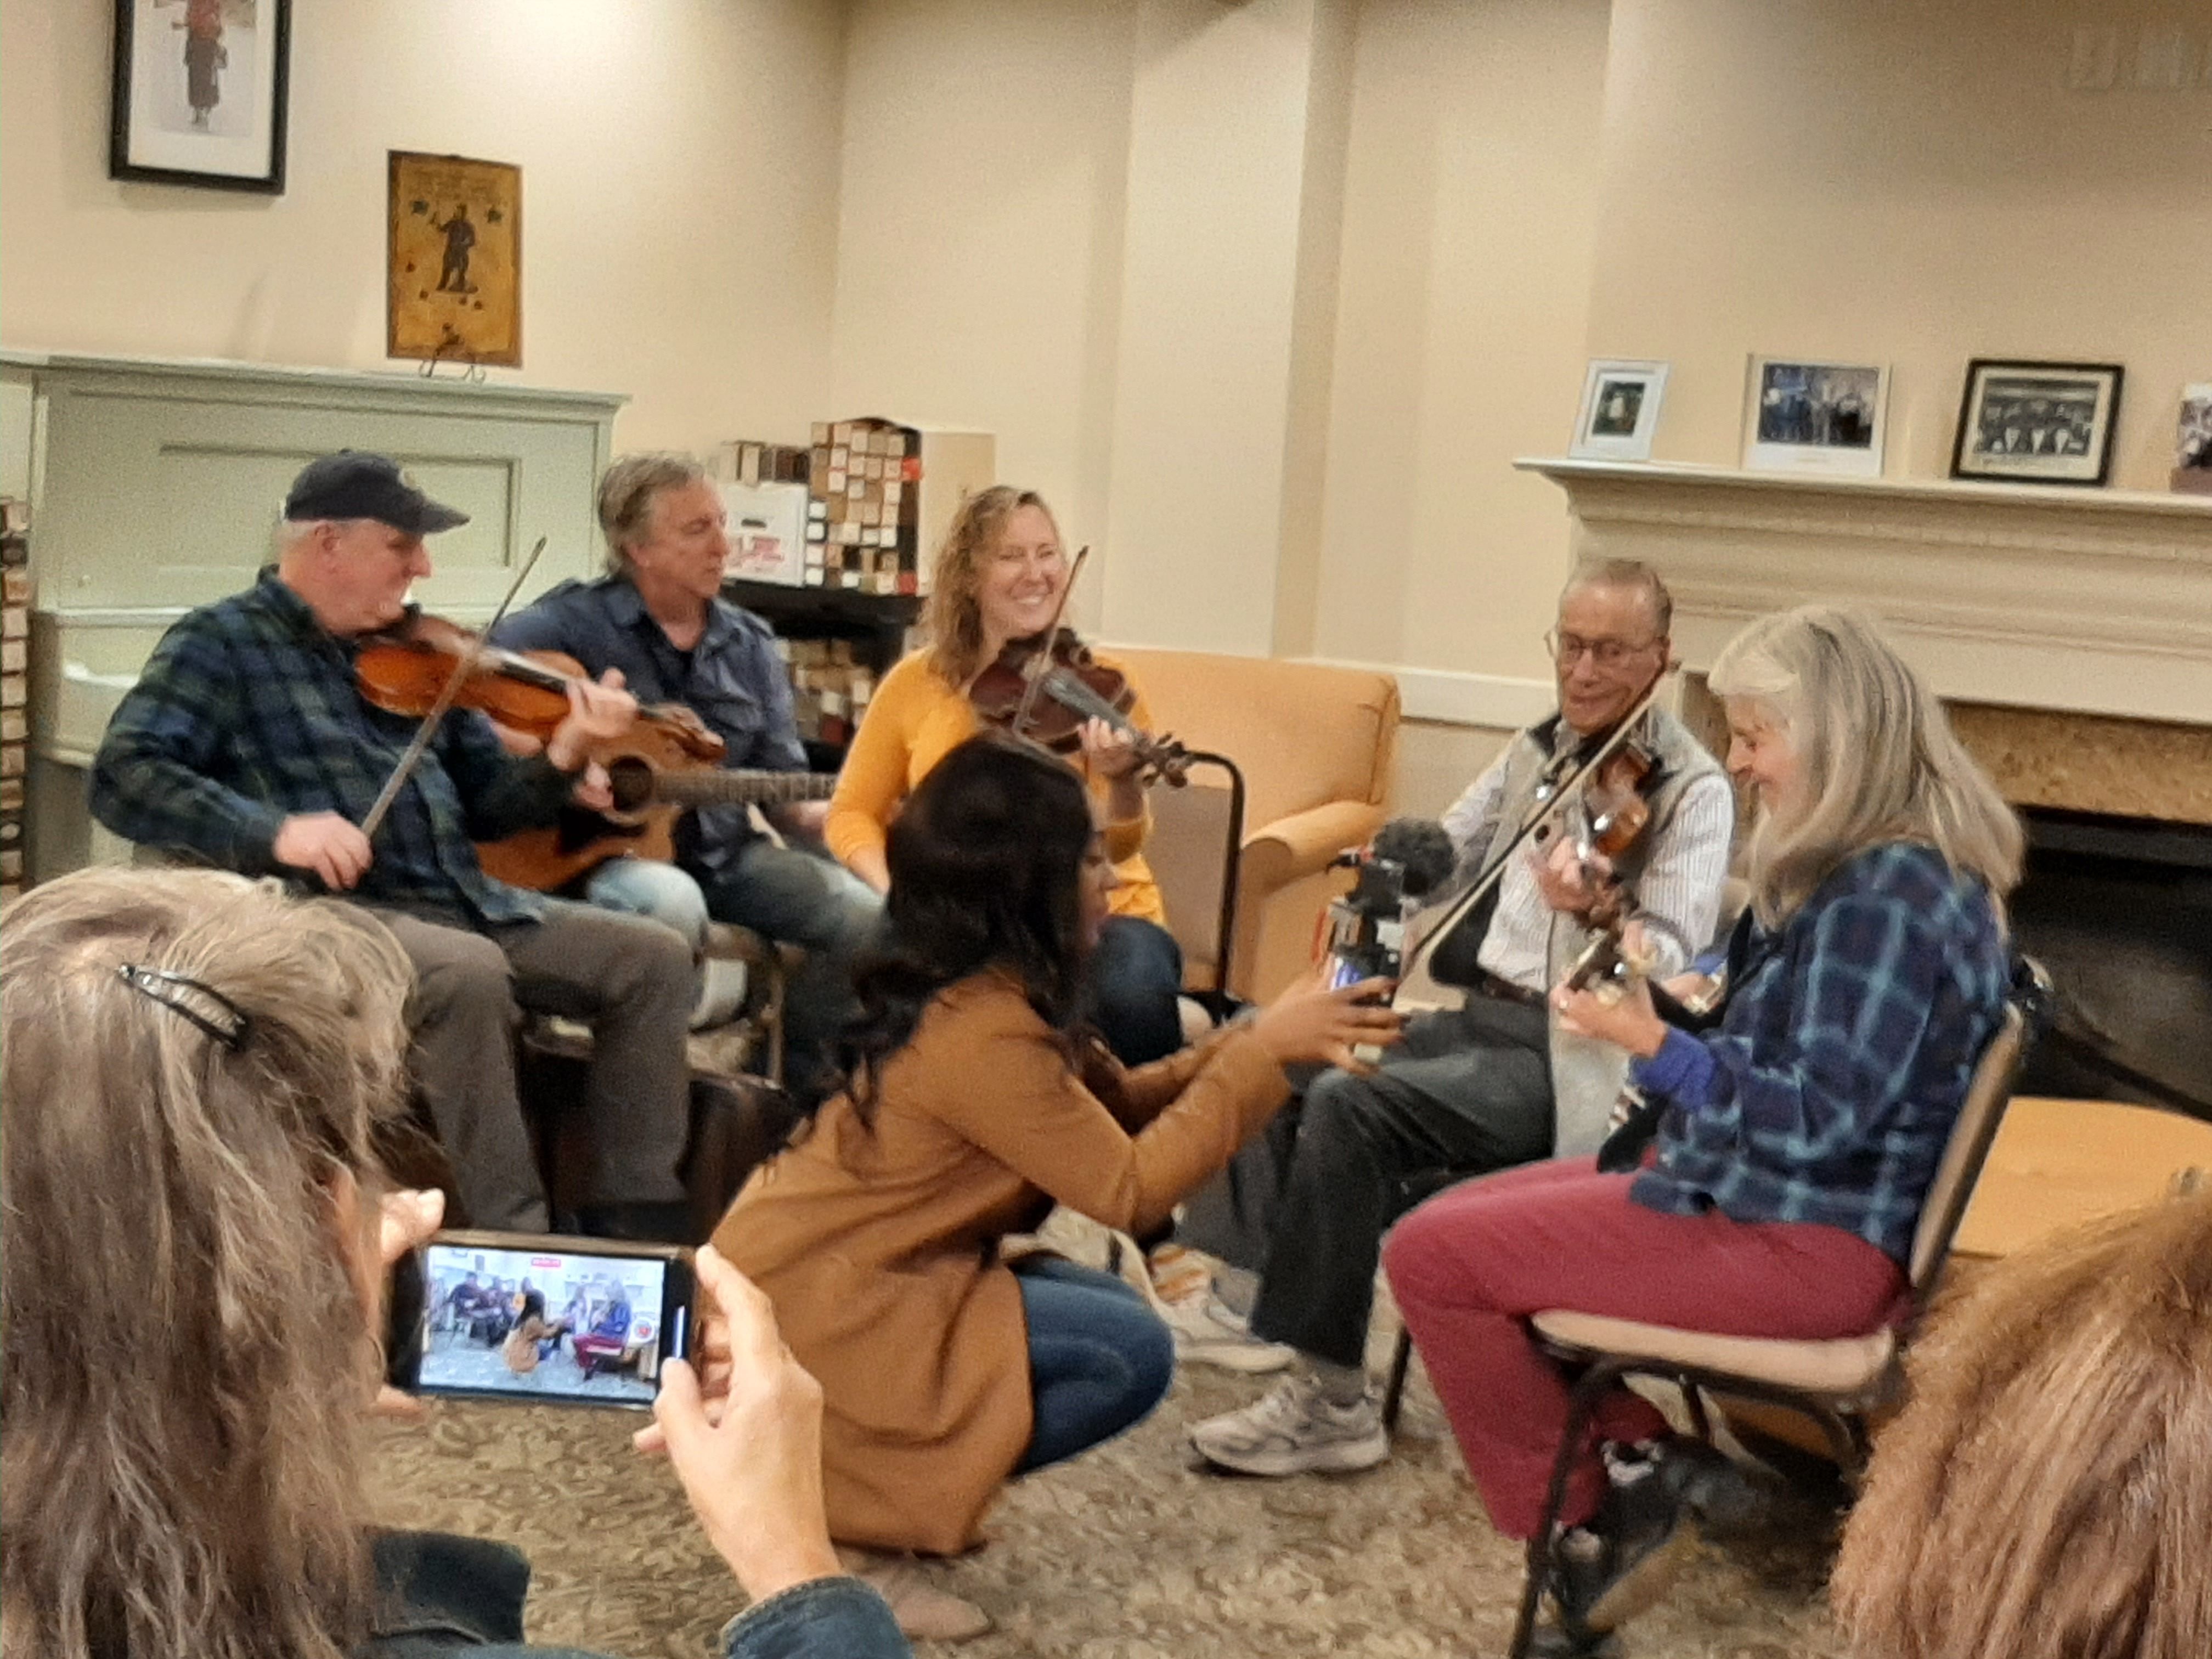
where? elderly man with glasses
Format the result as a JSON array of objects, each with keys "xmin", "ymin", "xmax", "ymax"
[{"xmin": 1185, "ymin": 558, "xmax": 1736, "ymax": 1478}]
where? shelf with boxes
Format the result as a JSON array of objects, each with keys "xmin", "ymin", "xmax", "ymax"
[
  {"xmin": 2, "ymin": 498, "xmax": 29, "ymax": 899},
  {"xmin": 723, "ymin": 578, "xmax": 921, "ymax": 772},
  {"xmin": 713, "ymin": 418, "xmax": 994, "ymax": 595},
  {"xmin": 712, "ymin": 417, "xmax": 992, "ymax": 768}
]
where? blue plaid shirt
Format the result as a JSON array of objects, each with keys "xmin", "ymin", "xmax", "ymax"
[
  {"xmin": 89, "ymin": 571, "xmax": 575, "ymax": 926},
  {"xmin": 490, "ymin": 575, "xmax": 807, "ymax": 881},
  {"xmin": 1628, "ymin": 842, "xmax": 2010, "ymax": 1262}
]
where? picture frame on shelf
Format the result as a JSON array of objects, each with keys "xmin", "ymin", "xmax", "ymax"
[
  {"xmin": 1569, "ymin": 360, "xmax": 1669, "ymax": 461},
  {"xmin": 2169, "ymin": 383, "xmax": 2210, "ymax": 496},
  {"xmin": 387, "ymin": 152, "xmax": 523, "ymax": 369},
  {"xmin": 1950, "ymin": 359, "xmax": 2124, "ymax": 488},
  {"xmin": 109, "ymin": 0, "xmax": 291, "ymax": 193},
  {"xmin": 1742, "ymin": 357, "xmax": 1889, "ymax": 477}
]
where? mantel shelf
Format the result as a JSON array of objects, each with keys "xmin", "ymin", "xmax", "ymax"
[
  {"xmin": 1516, "ymin": 458, "xmax": 2211, "ymax": 729},
  {"xmin": 1515, "ymin": 457, "xmax": 2212, "ymax": 523}
]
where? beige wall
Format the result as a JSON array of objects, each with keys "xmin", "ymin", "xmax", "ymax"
[
  {"xmin": 1310, "ymin": 0, "xmax": 1612, "ymax": 691},
  {"xmin": 827, "ymin": 0, "xmax": 1137, "ymax": 634},
  {"xmin": 0, "ymin": 0, "xmax": 849, "ymax": 454},
  {"xmin": 1588, "ymin": 0, "xmax": 2212, "ymax": 491}
]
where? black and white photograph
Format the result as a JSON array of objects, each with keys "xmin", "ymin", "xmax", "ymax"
[
  {"xmin": 1950, "ymin": 359, "xmax": 2124, "ymax": 487},
  {"xmin": 1568, "ymin": 358, "xmax": 1668, "ymax": 460},
  {"xmin": 2170, "ymin": 383, "xmax": 2211, "ymax": 495},
  {"xmin": 1742, "ymin": 357, "xmax": 1889, "ymax": 475},
  {"xmin": 109, "ymin": 0, "xmax": 290, "ymax": 192}
]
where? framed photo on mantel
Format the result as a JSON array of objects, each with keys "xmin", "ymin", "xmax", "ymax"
[
  {"xmin": 387, "ymin": 151, "xmax": 523, "ymax": 369},
  {"xmin": 109, "ymin": 0, "xmax": 292, "ymax": 193},
  {"xmin": 1951, "ymin": 359, "xmax": 2125, "ymax": 488},
  {"xmin": 1742, "ymin": 356, "xmax": 1889, "ymax": 477},
  {"xmin": 1570, "ymin": 359, "xmax": 1669, "ymax": 461}
]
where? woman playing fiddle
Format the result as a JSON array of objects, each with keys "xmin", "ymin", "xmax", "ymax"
[
  {"xmin": 827, "ymin": 486, "xmax": 1187, "ymax": 1069},
  {"xmin": 725, "ymin": 735, "xmax": 1401, "ymax": 1640},
  {"xmin": 1381, "ymin": 606, "xmax": 2023, "ymax": 1650}
]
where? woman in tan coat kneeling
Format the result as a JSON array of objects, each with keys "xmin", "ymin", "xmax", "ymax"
[{"xmin": 715, "ymin": 735, "xmax": 1400, "ymax": 1640}]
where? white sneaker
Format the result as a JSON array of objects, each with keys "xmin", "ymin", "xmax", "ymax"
[
  {"xmin": 1165, "ymin": 1291, "xmax": 1297, "ymax": 1374},
  {"xmin": 1188, "ymin": 1372, "xmax": 1391, "ymax": 1476}
]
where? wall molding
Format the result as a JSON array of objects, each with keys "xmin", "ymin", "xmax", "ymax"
[{"xmin": 1297, "ymin": 657, "xmax": 1553, "ymax": 731}]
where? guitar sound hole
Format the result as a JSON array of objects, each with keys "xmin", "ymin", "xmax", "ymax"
[{"xmin": 606, "ymin": 755, "xmax": 656, "ymax": 813}]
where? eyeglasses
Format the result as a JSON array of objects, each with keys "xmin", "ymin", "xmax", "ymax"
[{"xmin": 1544, "ymin": 630, "xmax": 1660, "ymax": 670}]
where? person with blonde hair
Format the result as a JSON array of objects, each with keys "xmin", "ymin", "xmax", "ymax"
[
  {"xmin": 0, "ymin": 866, "xmax": 909, "ymax": 1659},
  {"xmin": 1381, "ymin": 605, "xmax": 2023, "ymax": 1650},
  {"xmin": 1832, "ymin": 1187, "xmax": 2212, "ymax": 1659},
  {"xmin": 825, "ymin": 486, "xmax": 1187, "ymax": 1071}
]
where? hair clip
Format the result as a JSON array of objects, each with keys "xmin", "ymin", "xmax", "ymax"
[{"xmin": 116, "ymin": 964, "xmax": 252, "ymax": 1051}]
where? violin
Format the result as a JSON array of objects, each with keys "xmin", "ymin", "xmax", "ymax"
[
  {"xmin": 354, "ymin": 613, "xmax": 725, "ymax": 761},
  {"xmin": 968, "ymin": 627, "xmax": 1194, "ymax": 786},
  {"xmin": 1560, "ymin": 732, "xmax": 1666, "ymax": 996}
]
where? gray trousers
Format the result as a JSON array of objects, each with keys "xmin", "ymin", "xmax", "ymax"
[
  {"xmin": 364, "ymin": 898, "xmax": 694, "ymax": 1231},
  {"xmin": 1231, "ymin": 992, "xmax": 1556, "ymax": 1370}
]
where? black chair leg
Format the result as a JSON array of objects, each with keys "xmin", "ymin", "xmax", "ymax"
[
  {"xmin": 1508, "ymin": 1358, "xmax": 1628, "ymax": 1659},
  {"xmin": 1383, "ymin": 1327, "xmax": 1415, "ymax": 1432}
]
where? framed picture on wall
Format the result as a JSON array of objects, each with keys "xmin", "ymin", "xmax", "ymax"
[
  {"xmin": 1569, "ymin": 359, "xmax": 1669, "ymax": 460},
  {"xmin": 1741, "ymin": 357, "xmax": 1889, "ymax": 477},
  {"xmin": 109, "ymin": 0, "xmax": 291, "ymax": 193},
  {"xmin": 1951, "ymin": 360, "xmax": 2125, "ymax": 487},
  {"xmin": 388, "ymin": 152, "xmax": 524, "ymax": 369}
]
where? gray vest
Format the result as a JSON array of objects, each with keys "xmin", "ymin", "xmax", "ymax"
[{"xmin": 1442, "ymin": 705, "xmax": 1727, "ymax": 1157}]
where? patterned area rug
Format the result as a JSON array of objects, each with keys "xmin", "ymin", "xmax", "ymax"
[{"xmin": 370, "ymin": 1362, "xmax": 1853, "ymax": 1658}]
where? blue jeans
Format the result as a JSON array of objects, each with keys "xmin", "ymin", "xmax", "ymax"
[
  {"xmin": 1011, "ymin": 1255, "xmax": 1175, "ymax": 1474},
  {"xmin": 583, "ymin": 845, "xmax": 882, "ymax": 1096},
  {"xmin": 1084, "ymin": 916, "xmax": 1186, "ymax": 1068}
]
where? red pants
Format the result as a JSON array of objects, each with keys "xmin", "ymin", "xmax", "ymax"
[{"xmin": 1381, "ymin": 1156, "xmax": 1905, "ymax": 1539}]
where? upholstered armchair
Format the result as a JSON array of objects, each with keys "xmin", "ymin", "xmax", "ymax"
[{"xmin": 1108, "ymin": 648, "xmax": 1401, "ymax": 1003}]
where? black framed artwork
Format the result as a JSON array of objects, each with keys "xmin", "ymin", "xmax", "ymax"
[
  {"xmin": 110, "ymin": 0, "xmax": 291, "ymax": 193},
  {"xmin": 1950, "ymin": 359, "xmax": 2125, "ymax": 488}
]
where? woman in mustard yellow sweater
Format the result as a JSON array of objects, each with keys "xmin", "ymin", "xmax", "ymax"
[{"xmin": 826, "ymin": 486, "xmax": 1186, "ymax": 1066}]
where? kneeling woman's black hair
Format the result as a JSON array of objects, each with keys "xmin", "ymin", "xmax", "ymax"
[{"xmin": 837, "ymin": 734, "xmax": 1097, "ymax": 1126}]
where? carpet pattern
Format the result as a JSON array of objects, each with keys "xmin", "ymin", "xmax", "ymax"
[{"xmin": 370, "ymin": 1361, "xmax": 1854, "ymax": 1658}]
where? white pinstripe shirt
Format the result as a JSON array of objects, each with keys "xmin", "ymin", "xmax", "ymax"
[{"xmin": 1439, "ymin": 732, "xmax": 1736, "ymax": 994}]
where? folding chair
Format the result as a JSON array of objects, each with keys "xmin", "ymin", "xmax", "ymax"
[{"xmin": 1495, "ymin": 962, "xmax": 2046, "ymax": 1657}]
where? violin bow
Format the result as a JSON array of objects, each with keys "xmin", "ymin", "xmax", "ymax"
[
  {"xmin": 1396, "ymin": 661, "xmax": 1676, "ymax": 987},
  {"xmin": 359, "ymin": 535, "xmax": 548, "ymax": 842},
  {"xmin": 1007, "ymin": 544, "xmax": 1090, "ymax": 744}
]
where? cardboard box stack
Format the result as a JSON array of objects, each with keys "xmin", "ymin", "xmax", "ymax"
[
  {"xmin": 1, "ymin": 498, "xmax": 28, "ymax": 900},
  {"xmin": 805, "ymin": 419, "xmax": 995, "ymax": 594},
  {"xmin": 776, "ymin": 636, "xmax": 876, "ymax": 751}
]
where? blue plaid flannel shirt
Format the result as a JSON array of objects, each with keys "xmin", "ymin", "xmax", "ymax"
[
  {"xmin": 1628, "ymin": 842, "xmax": 2011, "ymax": 1263},
  {"xmin": 89, "ymin": 571, "xmax": 575, "ymax": 926}
]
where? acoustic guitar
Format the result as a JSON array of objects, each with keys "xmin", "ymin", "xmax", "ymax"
[{"xmin": 477, "ymin": 718, "xmax": 837, "ymax": 892}]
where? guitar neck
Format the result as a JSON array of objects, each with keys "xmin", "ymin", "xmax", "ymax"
[{"xmin": 653, "ymin": 769, "xmax": 839, "ymax": 809}]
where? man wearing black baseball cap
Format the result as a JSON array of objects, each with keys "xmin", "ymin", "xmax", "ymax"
[{"xmin": 88, "ymin": 450, "xmax": 697, "ymax": 1239}]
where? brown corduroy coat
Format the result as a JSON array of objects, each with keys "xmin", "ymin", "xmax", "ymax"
[{"xmin": 712, "ymin": 970, "xmax": 1290, "ymax": 1555}]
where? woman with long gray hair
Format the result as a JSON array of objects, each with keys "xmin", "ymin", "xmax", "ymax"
[
  {"xmin": 0, "ymin": 866, "xmax": 907, "ymax": 1659},
  {"xmin": 1381, "ymin": 606, "xmax": 2022, "ymax": 1651}
]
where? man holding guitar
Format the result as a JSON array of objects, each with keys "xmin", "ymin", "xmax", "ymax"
[
  {"xmin": 1186, "ymin": 560, "xmax": 1735, "ymax": 1478},
  {"xmin": 492, "ymin": 453, "xmax": 879, "ymax": 1103}
]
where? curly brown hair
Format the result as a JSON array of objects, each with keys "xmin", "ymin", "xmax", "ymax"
[
  {"xmin": 922, "ymin": 484, "xmax": 1057, "ymax": 687},
  {"xmin": 1832, "ymin": 1186, "xmax": 2212, "ymax": 1659}
]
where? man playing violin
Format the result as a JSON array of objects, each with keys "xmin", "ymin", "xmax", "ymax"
[
  {"xmin": 490, "ymin": 453, "xmax": 881, "ymax": 1104},
  {"xmin": 89, "ymin": 451, "xmax": 696, "ymax": 1239},
  {"xmin": 1186, "ymin": 558, "xmax": 1735, "ymax": 1477}
]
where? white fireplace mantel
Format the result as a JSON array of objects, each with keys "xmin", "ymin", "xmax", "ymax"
[{"xmin": 1517, "ymin": 458, "xmax": 2212, "ymax": 726}]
